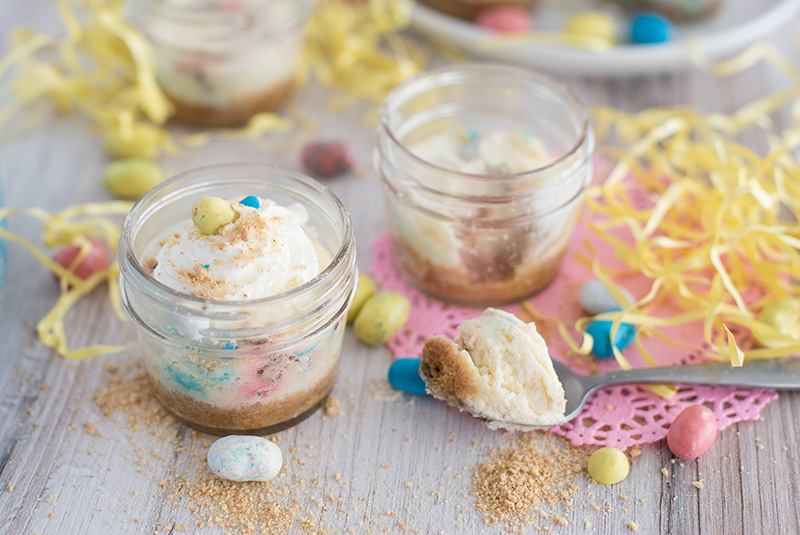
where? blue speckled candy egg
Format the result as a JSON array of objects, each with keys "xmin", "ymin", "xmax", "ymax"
[
  {"xmin": 586, "ymin": 312, "xmax": 636, "ymax": 358},
  {"xmin": 388, "ymin": 358, "xmax": 427, "ymax": 395},
  {"xmin": 207, "ymin": 436, "xmax": 282, "ymax": 482},
  {"xmin": 630, "ymin": 12, "xmax": 673, "ymax": 44}
]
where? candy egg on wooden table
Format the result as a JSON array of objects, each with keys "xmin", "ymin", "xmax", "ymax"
[
  {"xmin": 347, "ymin": 273, "xmax": 377, "ymax": 323},
  {"xmin": 207, "ymin": 436, "xmax": 283, "ymax": 482},
  {"xmin": 388, "ymin": 357, "xmax": 427, "ymax": 395},
  {"xmin": 587, "ymin": 447, "xmax": 630, "ymax": 485},
  {"xmin": 353, "ymin": 290, "xmax": 410, "ymax": 345},
  {"xmin": 102, "ymin": 158, "xmax": 163, "ymax": 200},
  {"xmin": 667, "ymin": 405, "xmax": 718, "ymax": 460},
  {"xmin": 53, "ymin": 238, "xmax": 110, "ymax": 281},
  {"xmin": 301, "ymin": 140, "xmax": 356, "ymax": 178}
]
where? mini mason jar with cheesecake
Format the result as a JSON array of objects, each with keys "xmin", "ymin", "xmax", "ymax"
[
  {"xmin": 118, "ymin": 164, "xmax": 356, "ymax": 435},
  {"xmin": 130, "ymin": 0, "xmax": 311, "ymax": 126},
  {"xmin": 375, "ymin": 63, "xmax": 593, "ymax": 306}
]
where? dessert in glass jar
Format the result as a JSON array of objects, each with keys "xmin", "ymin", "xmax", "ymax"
[
  {"xmin": 119, "ymin": 164, "xmax": 357, "ymax": 435},
  {"xmin": 130, "ymin": 0, "xmax": 312, "ymax": 126},
  {"xmin": 375, "ymin": 63, "xmax": 593, "ymax": 306}
]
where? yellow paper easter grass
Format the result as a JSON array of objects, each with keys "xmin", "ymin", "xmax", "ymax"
[
  {"xmin": 0, "ymin": 0, "xmax": 174, "ymax": 152},
  {"xmin": 564, "ymin": 42, "xmax": 800, "ymax": 387},
  {"xmin": 302, "ymin": 0, "xmax": 426, "ymax": 110},
  {"xmin": 0, "ymin": 201, "xmax": 132, "ymax": 359}
]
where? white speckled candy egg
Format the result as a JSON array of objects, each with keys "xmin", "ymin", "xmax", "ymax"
[
  {"xmin": 579, "ymin": 279, "xmax": 634, "ymax": 316},
  {"xmin": 207, "ymin": 436, "xmax": 282, "ymax": 482}
]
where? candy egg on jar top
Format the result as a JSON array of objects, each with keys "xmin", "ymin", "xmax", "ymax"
[{"xmin": 129, "ymin": 0, "xmax": 312, "ymax": 127}]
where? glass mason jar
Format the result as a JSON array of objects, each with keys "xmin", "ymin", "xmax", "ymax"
[
  {"xmin": 118, "ymin": 164, "xmax": 357, "ymax": 435},
  {"xmin": 130, "ymin": 0, "xmax": 312, "ymax": 127},
  {"xmin": 375, "ymin": 63, "xmax": 593, "ymax": 306}
]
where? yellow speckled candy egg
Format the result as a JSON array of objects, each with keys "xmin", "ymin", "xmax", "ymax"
[
  {"xmin": 564, "ymin": 11, "xmax": 617, "ymax": 46},
  {"xmin": 354, "ymin": 290, "xmax": 410, "ymax": 345},
  {"xmin": 102, "ymin": 158, "xmax": 163, "ymax": 200},
  {"xmin": 587, "ymin": 446, "xmax": 629, "ymax": 485},
  {"xmin": 191, "ymin": 196, "xmax": 240, "ymax": 235},
  {"xmin": 754, "ymin": 297, "xmax": 800, "ymax": 347},
  {"xmin": 103, "ymin": 122, "xmax": 164, "ymax": 159},
  {"xmin": 347, "ymin": 273, "xmax": 377, "ymax": 323}
]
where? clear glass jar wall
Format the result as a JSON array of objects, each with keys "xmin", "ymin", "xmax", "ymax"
[
  {"xmin": 118, "ymin": 164, "xmax": 356, "ymax": 435},
  {"xmin": 130, "ymin": 0, "xmax": 312, "ymax": 126},
  {"xmin": 375, "ymin": 64, "xmax": 593, "ymax": 306}
]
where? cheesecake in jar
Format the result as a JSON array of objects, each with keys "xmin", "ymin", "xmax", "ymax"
[
  {"xmin": 130, "ymin": 0, "xmax": 311, "ymax": 127},
  {"xmin": 119, "ymin": 164, "xmax": 356, "ymax": 435},
  {"xmin": 375, "ymin": 64, "xmax": 593, "ymax": 306}
]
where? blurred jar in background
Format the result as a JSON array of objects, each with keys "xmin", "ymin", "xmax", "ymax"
[{"xmin": 131, "ymin": 0, "xmax": 312, "ymax": 127}]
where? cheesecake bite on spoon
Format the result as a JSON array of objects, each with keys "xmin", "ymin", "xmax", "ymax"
[{"xmin": 419, "ymin": 308, "xmax": 566, "ymax": 429}]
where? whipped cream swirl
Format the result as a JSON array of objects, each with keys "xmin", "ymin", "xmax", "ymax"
[{"xmin": 153, "ymin": 198, "xmax": 321, "ymax": 300}]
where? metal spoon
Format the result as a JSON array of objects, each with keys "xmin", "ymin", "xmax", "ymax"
[{"xmin": 421, "ymin": 357, "xmax": 800, "ymax": 430}]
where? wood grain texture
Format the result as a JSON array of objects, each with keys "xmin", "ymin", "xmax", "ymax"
[{"xmin": 2, "ymin": 2, "xmax": 800, "ymax": 534}]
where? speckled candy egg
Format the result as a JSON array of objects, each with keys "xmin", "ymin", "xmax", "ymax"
[
  {"xmin": 353, "ymin": 291, "xmax": 410, "ymax": 345},
  {"xmin": 301, "ymin": 140, "xmax": 355, "ymax": 178},
  {"xmin": 102, "ymin": 158, "xmax": 163, "ymax": 200},
  {"xmin": 388, "ymin": 357, "xmax": 427, "ymax": 395},
  {"xmin": 564, "ymin": 10, "xmax": 617, "ymax": 46},
  {"xmin": 667, "ymin": 405, "xmax": 717, "ymax": 460},
  {"xmin": 476, "ymin": 6, "xmax": 533, "ymax": 33},
  {"xmin": 579, "ymin": 279, "xmax": 634, "ymax": 315},
  {"xmin": 53, "ymin": 238, "xmax": 110, "ymax": 281},
  {"xmin": 347, "ymin": 273, "xmax": 377, "ymax": 323},
  {"xmin": 586, "ymin": 313, "xmax": 636, "ymax": 358},
  {"xmin": 207, "ymin": 436, "xmax": 282, "ymax": 482},
  {"xmin": 753, "ymin": 297, "xmax": 800, "ymax": 347},
  {"xmin": 587, "ymin": 447, "xmax": 629, "ymax": 485},
  {"xmin": 191, "ymin": 196, "xmax": 240, "ymax": 235},
  {"xmin": 630, "ymin": 12, "xmax": 673, "ymax": 44}
]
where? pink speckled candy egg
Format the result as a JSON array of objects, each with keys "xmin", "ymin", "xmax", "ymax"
[
  {"xmin": 476, "ymin": 6, "xmax": 532, "ymax": 33},
  {"xmin": 667, "ymin": 405, "xmax": 717, "ymax": 460},
  {"xmin": 53, "ymin": 238, "xmax": 110, "ymax": 281}
]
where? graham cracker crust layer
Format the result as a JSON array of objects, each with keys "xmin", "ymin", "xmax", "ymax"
[
  {"xmin": 391, "ymin": 232, "xmax": 567, "ymax": 306},
  {"xmin": 166, "ymin": 78, "xmax": 295, "ymax": 128},
  {"xmin": 147, "ymin": 365, "xmax": 336, "ymax": 435}
]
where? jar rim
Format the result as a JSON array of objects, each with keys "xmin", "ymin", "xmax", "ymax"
[
  {"xmin": 379, "ymin": 63, "xmax": 591, "ymax": 181},
  {"xmin": 119, "ymin": 163, "xmax": 354, "ymax": 311}
]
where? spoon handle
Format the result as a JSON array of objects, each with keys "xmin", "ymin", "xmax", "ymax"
[{"xmin": 588, "ymin": 357, "xmax": 800, "ymax": 390}]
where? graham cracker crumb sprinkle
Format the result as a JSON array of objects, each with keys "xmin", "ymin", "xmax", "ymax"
[
  {"xmin": 661, "ymin": 468, "xmax": 669, "ymax": 478},
  {"xmin": 691, "ymin": 480, "xmax": 704, "ymax": 489},
  {"xmin": 324, "ymin": 395, "xmax": 341, "ymax": 417},
  {"xmin": 626, "ymin": 521, "xmax": 639, "ymax": 531},
  {"xmin": 472, "ymin": 433, "xmax": 588, "ymax": 530},
  {"xmin": 628, "ymin": 446, "xmax": 641, "ymax": 459},
  {"xmin": 90, "ymin": 364, "xmax": 333, "ymax": 535}
]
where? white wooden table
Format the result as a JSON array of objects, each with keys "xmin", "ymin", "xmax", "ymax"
[{"xmin": 2, "ymin": 2, "xmax": 800, "ymax": 534}]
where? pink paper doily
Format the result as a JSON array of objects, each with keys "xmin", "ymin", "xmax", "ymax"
[{"xmin": 369, "ymin": 233, "xmax": 778, "ymax": 450}]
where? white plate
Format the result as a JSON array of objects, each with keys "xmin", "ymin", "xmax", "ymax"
[{"xmin": 411, "ymin": 0, "xmax": 800, "ymax": 76}]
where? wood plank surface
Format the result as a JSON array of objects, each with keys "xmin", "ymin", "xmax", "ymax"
[{"xmin": 2, "ymin": 2, "xmax": 800, "ymax": 534}]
